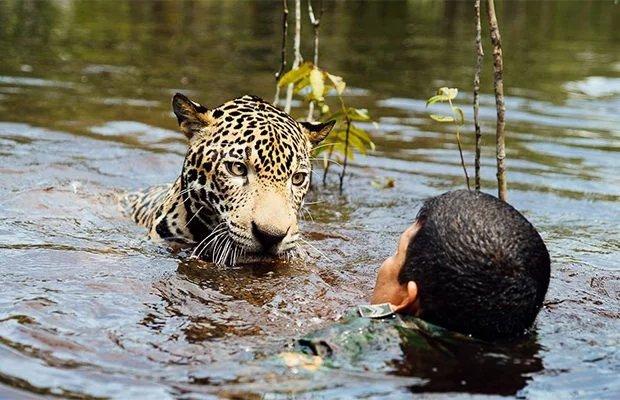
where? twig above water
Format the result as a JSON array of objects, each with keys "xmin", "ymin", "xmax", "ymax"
[
  {"xmin": 473, "ymin": 0, "xmax": 484, "ymax": 191},
  {"xmin": 306, "ymin": 0, "xmax": 324, "ymax": 122},
  {"xmin": 273, "ymin": 0, "xmax": 289, "ymax": 106},
  {"xmin": 486, "ymin": 0, "xmax": 507, "ymax": 201},
  {"xmin": 284, "ymin": 0, "xmax": 302, "ymax": 114}
]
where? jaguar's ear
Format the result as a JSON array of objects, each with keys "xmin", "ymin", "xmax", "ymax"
[
  {"xmin": 299, "ymin": 120, "xmax": 336, "ymax": 145},
  {"xmin": 172, "ymin": 93, "xmax": 214, "ymax": 139}
]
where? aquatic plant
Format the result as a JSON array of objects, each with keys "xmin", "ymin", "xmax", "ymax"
[
  {"xmin": 273, "ymin": 0, "xmax": 376, "ymax": 193},
  {"xmin": 277, "ymin": 62, "xmax": 375, "ymax": 192},
  {"xmin": 428, "ymin": 0, "xmax": 507, "ymax": 199},
  {"xmin": 426, "ymin": 87, "xmax": 470, "ymax": 190}
]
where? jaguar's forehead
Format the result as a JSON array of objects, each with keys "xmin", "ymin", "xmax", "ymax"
[
  {"xmin": 211, "ymin": 95, "xmax": 301, "ymax": 131},
  {"xmin": 192, "ymin": 95, "xmax": 310, "ymax": 180}
]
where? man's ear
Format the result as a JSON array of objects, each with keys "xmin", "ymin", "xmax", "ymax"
[
  {"xmin": 392, "ymin": 281, "xmax": 420, "ymax": 315},
  {"xmin": 299, "ymin": 120, "xmax": 336, "ymax": 145},
  {"xmin": 172, "ymin": 93, "xmax": 214, "ymax": 139}
]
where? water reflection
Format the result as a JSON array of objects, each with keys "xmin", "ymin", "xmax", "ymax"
[
  {"xmin": 399, "ymin": 331, "xmax": 543, "ymax": 395},
  {"xmin": 0, "ymin": 0, "xmax": 618, "ymax": 398}
]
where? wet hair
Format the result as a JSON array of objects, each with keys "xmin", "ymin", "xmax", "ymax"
[{"xmin": 399, "ymin": 190, "xmax": 550, "ymax": 340}]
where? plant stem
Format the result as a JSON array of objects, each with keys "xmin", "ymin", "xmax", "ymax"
[
  {"xmin": 337, "ymin": 95, "xmax": 350, "ymax": 193},
  {"xmin": 486, "ymin": 0, "xmax": 507, "ymax": 201},
  {"xmin": 339, "ymin": 118, "xmax": 351, "ymax": 194},
  {"xmin": 306, "ymin": 0, "xmax": 323, "ymax": 121},
  {"xmin": 455, "ymin": 127, "xmax": 471, "ymax": 190},
  {"xmin": 448, "ymin": 98, "xmax": 470, "ymax": 190},
  {"xmin": 322, "ymin": 147, "xmax": 333, "ymax": 185},
  {"xmin": 473, "ymin": 0, "xmax": 483, "ymax": 191},
  {"xmin": 273, "ymin": 0, "xmax": 289, "ymax": 106},
  {"xmin": 284, "ymin": 0, "xmax": 302, "ymax": 114}
]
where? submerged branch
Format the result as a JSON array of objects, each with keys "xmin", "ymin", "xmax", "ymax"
[
  {"xmin": 486, "ymin": 0, "xmax": 507, "ymax": 201},
  {"xmin": 473, "ymin": 0, "xmax": 484, "ymax": 191}
]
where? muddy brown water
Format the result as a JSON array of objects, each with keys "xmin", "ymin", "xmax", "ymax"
[{"xmin": 0, "ymin": 1, "xmax": 618, "ymax": 398}]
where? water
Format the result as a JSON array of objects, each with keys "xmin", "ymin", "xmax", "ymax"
[{"xmin": 0, "ymin": 1, "xmax": 618, "ymax": 398}]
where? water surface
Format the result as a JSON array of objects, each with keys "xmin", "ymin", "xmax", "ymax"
[{"xmin": 0, "ymin": 1, "xmax": 618, "ymax": 398}]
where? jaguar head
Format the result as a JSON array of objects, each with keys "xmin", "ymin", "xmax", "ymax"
[{"xmin": 173, "ymin": 93, "xmax": 334, "ymax": 264}]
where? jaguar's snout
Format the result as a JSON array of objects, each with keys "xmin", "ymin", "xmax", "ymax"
[{"xmin": 252, "ymin": 221, "xmax": 289, "ymax": 252}]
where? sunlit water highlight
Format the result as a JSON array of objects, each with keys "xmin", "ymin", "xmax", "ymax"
[{"xmin": 0, "ymin": 1, "xmax": 618, "ymax": 398}]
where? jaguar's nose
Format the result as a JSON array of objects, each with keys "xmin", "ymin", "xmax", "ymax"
[{"xmin": 252, "ymin": 221, "xmax": 288, "ymax": 251}]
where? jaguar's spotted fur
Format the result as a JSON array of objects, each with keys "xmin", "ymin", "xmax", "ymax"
[{"xmin": 120, "ymin": 93, "xmax": 334, "ymax": 265}]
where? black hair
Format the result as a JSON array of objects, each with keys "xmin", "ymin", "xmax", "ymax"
[{"xmin": 399, "ymin": 190, "xmax": 550, "ymax": 340}]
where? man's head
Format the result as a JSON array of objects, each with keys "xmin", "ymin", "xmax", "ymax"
[{"xmin": 372, "ymin": 190, "xmax": 550, "ymax": 340}]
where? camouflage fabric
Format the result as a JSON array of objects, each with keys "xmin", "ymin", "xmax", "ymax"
[
  {"xmin": 282, "ymin": 308, "xmax": 543, "ymax": 395},
  {"xmin": 292, "ymin": 309, "xmax": 455, "ymax": 372}
]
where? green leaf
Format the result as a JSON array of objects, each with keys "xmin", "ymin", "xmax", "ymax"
[
  {"xmin": 323, "ymin": 141, "xmax": 354, "ymax": 160},
  {"xmin": 430, "ymin": 114, "xmax": 454, "ymax": 123},
  {"xmin": 309, "ymin": 67, "xmax": 325, "ymax": 102},
  {"xmin": 426, "ymin": 94, "xmax": 448, "ymax": 107},
  {"xmin": 293, "ymin": 75, "xmax": 311, "ymax": 94},
  {"xmin": 331, "ymin": 128, "xmax": 370, "ymax": 155},
  {"xmin": 278, "ymin": 62, "xmax": 313, "ymax": 88},
  {"xmin": 324, "ymin": 107, "xmax": 371, "ymax": 122},
  {"xmin": 349, "ymin": 124, "xmax": 375, "ymax": 151},
  {"xmin": 326, "ymin": 73, "xmax": 346, "ymax": 95},
  {"xmin": 348, "ymin": 108, "xmax": 371, "ymax": 121},
  {"xmin": 438, "ymin": 87, "xmax": 458, "ymax": 100}
]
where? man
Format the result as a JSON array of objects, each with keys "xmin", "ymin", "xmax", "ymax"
[
  {"xmin": 285, "ymin": 190, "xmax": 551, "ymax": 394},
  {"xmin": 371, "ymin": 189, "xmax": 550, "ymax": 340}
]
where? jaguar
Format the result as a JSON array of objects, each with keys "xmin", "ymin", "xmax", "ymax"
[{"xmin": 120, "ymin": 93, "xmax": 334, "ymax": 265}]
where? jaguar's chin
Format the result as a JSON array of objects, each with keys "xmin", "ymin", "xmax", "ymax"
[
  {"xmin": 196, "ymin": 222, "xmax": 302, "ymax": 266},
  {"xmin": 233, "ymin": 246, "xmax": 302, "ymax": 266}
]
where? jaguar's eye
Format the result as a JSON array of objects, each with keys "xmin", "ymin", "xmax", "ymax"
[
  {"xmin": 225, "ymin": 161, "xmax": 248, "ymax": 177},
  {"xmin": 292, "ymin": 171, "xmax": 307, "ymax": 186}
]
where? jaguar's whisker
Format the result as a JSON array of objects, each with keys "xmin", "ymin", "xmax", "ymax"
[
  {"xmin": 230, "ymin": 241, "xmax": 238, "ymax": 266},
  {"xmin": 203, "ymin": 224, "xmax": 227, "ymax": 248},
  {"xmin": 220, "ymin": 238, "xmax": 232, "ymax": 266},
  {"xmin": 311, "ymin": 142, "xmax": 338, "ymax": 152},
  {"xmin": 309, "ymin": 158, "xmax": 344, "ymax": 169},
  {"xmin": 231, "ymin": 246, "xmax": 238, "ymax": 266},
  {"xmin": 223, "ymin": 237, "xmax": 235, "ymax": 266},
  {"xmin": 192, "ymin": 222, "xmax": 225, "ymax": 258},
  {"xmin": 303, "ymin": 200, "xmax": 324, "ymax": 205},
  {"xmin": 303, "ymin": 207, "xmax": 314, "ymax": 223},
  {"xmin": 209, "ymin": 233, "xmax": 227, "ymax": 264},
  {"xmin": 216, "ymin": 234, "xmax": 231, "ymax": 265},
  {"xmin": 299, "ymin": 237, "xmax": 329, "ymax": 261},
  {"xmin": 183, "ymin": 205, "xmax": 205, "ymax": 229}
]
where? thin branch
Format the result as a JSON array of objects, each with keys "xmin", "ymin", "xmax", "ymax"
[
  {"xmin": 473, "ymin": 0, "xmax": 484, "ymax": 191},
  {"xmin": 455, "ymin": 128, "xmax": 471, "ymax": 190},
  {"xmin": 284, "ymin": 0, "xmax": 302, "ymax": 114},
  {"xmin": 339, "ymin": 118, "xmax": 351, "ymax": 194},
  {"xmin": 448, "ymin": 98, "xmax": 471, "ymax": 190},
  {"xmin": 322, "ymin": 147, "xmax": 334, "ymax": 185},
  {"xmin": 306, "ymin": 0, "xmax": 324, "ymax": 121},
  {"xmin": 486, "ymin": 0, "xmax": 507, "ymax": 201},
  {"xmin": 273, "ymin": 0, "xmax": 289, "ymax": 106}
]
